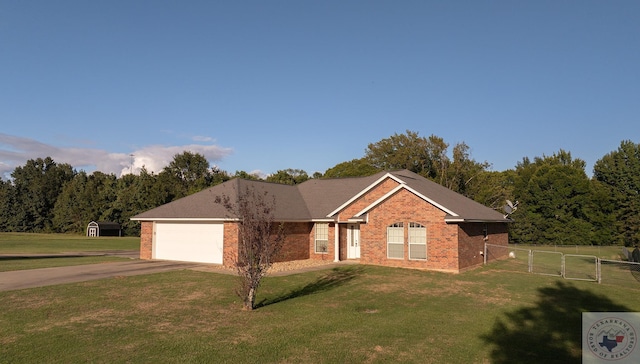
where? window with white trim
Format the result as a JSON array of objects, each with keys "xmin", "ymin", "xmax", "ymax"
[
  {"xmin": 315, "ymin": 223, "xmax": 329, "ymax": 253},
  {"xmin": 387, "ymin": 222, "xmax": 404, "ymax": 259},
  {"xmin": 408, "ymin": 222, "xmax": 427, "ymax": 260}
]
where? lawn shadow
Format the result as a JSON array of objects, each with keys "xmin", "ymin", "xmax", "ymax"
[
  {"xmin": 256, "ymin": 265, "xmax": 363, "ymax": 308},
  {"xmin": 481, "ymin": 281, "xmax": 632, "ymax": 364}
]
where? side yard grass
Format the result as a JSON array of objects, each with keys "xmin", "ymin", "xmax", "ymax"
[
  {"xmin": 0, "ymin": 232, "xmax": 139, "ymax": 253},
  {"xmin": 2, "ymin": 264, "xmax": 640, "ymax": 363},
  {"xmin": 0, "ymin": 232, "xmax": 140, "ymax": 271}
]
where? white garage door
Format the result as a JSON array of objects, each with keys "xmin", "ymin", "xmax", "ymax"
[{"xmin": 154, "ymin": 222, "xmax": 224, "ymax": 264}]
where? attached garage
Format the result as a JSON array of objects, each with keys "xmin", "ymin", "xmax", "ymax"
[{"xmin": 153, "ymin": 222, "xmax": 223, "ymax": 264}]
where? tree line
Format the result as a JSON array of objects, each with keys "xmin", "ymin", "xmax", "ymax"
[{"xmin": 0, "ymin": 131, "xmax": 638, "ymax": 246}]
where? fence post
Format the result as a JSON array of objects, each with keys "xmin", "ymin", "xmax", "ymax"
[
  {"xmin": 528, "ymin": 249, "xmax": 533, "ymax": 273},
  {"xmin": 597, "ymin": 258, "xmax": 601, "ymax": 284}
]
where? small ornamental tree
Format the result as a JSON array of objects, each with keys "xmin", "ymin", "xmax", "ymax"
[{"xmin": 216, "ymin": 185, "xmax": 285, "ymax": 310}]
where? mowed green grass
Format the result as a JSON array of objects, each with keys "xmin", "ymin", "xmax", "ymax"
[
  {"xmin": 0, "ymin": 232, "xmax": 140, "ymax": 253},
  {"xmin": 3, "ymin": 235, "xmax": 640, "ymax": 363},
  {"xmin": 3, "ymin": 264, "xmax": 640, "ymax": 363},
  {"xmin": 0, "ymin": 233, "xmax": 139, "ymax": 271}
]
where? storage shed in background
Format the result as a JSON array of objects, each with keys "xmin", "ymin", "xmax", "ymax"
[{"xmin": 87, "ymin": 221, "xmax": 122, "ymax": 237}]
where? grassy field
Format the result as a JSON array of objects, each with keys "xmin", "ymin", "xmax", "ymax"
[
  {"xmin": 0, "ymin": 233, "xmax": 139, "ymax": 271},
  {"xmin": 0, "ymin": 232, "xmax": 139, "ymax": 253},
  {"xmin": 3, "ymin": 235, "xmax": 640, "ymax": 363},
  {"xmin": 3, "ymin": 263, "xmax": 640, "ymax": 363}
]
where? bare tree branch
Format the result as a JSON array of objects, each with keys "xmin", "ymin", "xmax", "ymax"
[{"xmin": 215, "ymin": 184, "xmax": 285, "ymax": 310}]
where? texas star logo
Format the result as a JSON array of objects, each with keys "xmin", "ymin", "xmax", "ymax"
[{"xmin": 587, "ymin": 317, "xmax": 637, "ymax": 360}]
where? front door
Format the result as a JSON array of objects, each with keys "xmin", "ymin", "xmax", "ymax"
[{"xmin": 347, "ymin": 224, "xmax": 360, "ymax": 259}]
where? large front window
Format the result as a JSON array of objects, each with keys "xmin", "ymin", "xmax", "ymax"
[
  {"xmin": 387, "ymin": 222, "xmax": 404, "ymax": 259},
  {"xmin": 315, "ymin": 223, "xmax": 329, "ymax": 253}
]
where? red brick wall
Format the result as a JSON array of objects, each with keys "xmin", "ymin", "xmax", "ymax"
[
  {"xmin": 223, "ymin": 222, "xmax": 312, "ymax": 267},
  {"xmin": 277, "ymin": 222, "xmax": 312, "ymax": 262},
  {"xmin": 457, "ymin": 223, "xmax": 510, "ymax": 271},
  {"xmin": 468, "ymin": 223, "xmax": 510, "ymax": 265},
  {"xmin": 458, "ymin": 223, "xmax": 485, "ymax": 271},
  {"xmin": 223, "ymin": 222, "xmax": 240, "ymax": 267},
  {"xmin": 139, "ymin": 221, "xmax": 153, "ymax": 260},
  {"xmin": 337, "ymin": 178, "xmax": 399, "ymax": 221},
  {"xmin": 309, "ymin": 222, "xmax": 337, "ymax": 262},
  {"xmin": 359, "ymin": 188, "xmax": 461, "ymax": 272}
]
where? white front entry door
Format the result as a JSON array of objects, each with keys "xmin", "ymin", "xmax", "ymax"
[{"xmin": 347, "ymin": 224, "xmax": 360, "ymax": 259}]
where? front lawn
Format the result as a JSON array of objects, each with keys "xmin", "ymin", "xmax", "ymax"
[
  {"xmin": 0, "ymin": 256, "xmax": 131, "ymax": 272},
  {"xmin": 2, "ymin": 264, "xmax": 640, "ymax": 363}
]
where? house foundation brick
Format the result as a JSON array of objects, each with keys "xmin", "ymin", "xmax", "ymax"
[{"xmin": 139, "ymin": 221, "xmax": 153, "ymax": 260}]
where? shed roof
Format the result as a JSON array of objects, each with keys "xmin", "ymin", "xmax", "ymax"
[{"xmin": 88, "ymin": 221, "xmax": 121, "ymax": 229}]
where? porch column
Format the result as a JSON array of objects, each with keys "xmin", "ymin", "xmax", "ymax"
[{"xmin": 334, "ymin": 223, "xmax": 339, "ymax": 262}]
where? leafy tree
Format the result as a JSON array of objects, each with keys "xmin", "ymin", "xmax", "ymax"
[
  {"xmin": 587, "ymin": 179, "xmax": 617, "ymax": 245},
  {"xmin": 233, "ymin": 170, "xmax": 261, "ymax": 180},
  {"xmin": 160, "ymin": 151, "xmax": 214, "ymax": 199},
  {"xmin": 0, "ymin": 179, "xmax": 15, "ymax": 231},
  {"xmin": 52, "ymin": 172, "xmax": 91, "ymax": 233},
  {"xmin": 509, "ymin": 151, "xmax": 600, "ymax": 245},
  {"xmin": 323, "ymin": 158, "xmax": 380, "ymax": 178},
  {"xmin": 52, "ymin": 171, "xmax": 119, "ymax": 233},
  {"xmin": 211, "ymin": 166, "xmax": 232, "ymax": 186},
  {"xmin": 104, "ymin": 168, "xmax": 170, "ymax": 236},
  {"xmin": 444, "ymin": 142, "xmax": 491, "ymax": 196},
  {"xmin": 215, "ymin": 186, "xmax": 285, "ymax": 310},
  {"xmin": 365, "ymin": 130, "xmax": 437, "ymax": 177},
  {"xmin": 10, "ymin": 157, "xmax": 75, "ymax": 232},
  {"xmin": 266, "ymin": 169, "xmax": 309, "ymax": 185},
  {"xmin": 364, "ymin": 130, "xmax": 489, "ymax": 195},
  {"xmin": 466, "ymin": 170, "xmax": 516, "ymax": 210},
  {"xmin": 593, "ymin": 140, "xmax": 640, "ymax": 246}
]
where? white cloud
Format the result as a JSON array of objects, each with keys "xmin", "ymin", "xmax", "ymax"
[
  {"xmin": 192, "ymin": 135, "xmax": 215, "ymax": 142},
  {"xmin": 0, "ymin": 133, "xmax": 233, "ymax": 179}
]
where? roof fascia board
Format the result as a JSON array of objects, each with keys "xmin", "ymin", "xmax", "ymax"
[
  {"xmin": 130, "ymin": 217, "xmax": 233, "ymax": 222},
  {"xmin": 445, "ymin": 218, "xmax": 510, "ymax": 223},
  {"xmin": 326, "ymin": 173, "xmax": 404, "ymax": 217},
  {"xmin": 354, "ymin": 184, "xmax": 459, "ymax": 217}
]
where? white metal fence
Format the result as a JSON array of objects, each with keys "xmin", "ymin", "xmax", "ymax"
[{"xmin": 483, "ymin": 243, "xmax": 632, "ymax": 285}]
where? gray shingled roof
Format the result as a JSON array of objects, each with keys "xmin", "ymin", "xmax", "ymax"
[
  {"xmin": 383, "ymin": 170, "xmax": 506, "ymax": 222},
  {"xmin": 132, "ymin": 170, "xmax": 507, "ymax": 223}
]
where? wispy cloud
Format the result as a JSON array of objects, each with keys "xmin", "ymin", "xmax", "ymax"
[
  {"xmin": 0, "ymin": 133, "xmax": 233, "ymax": 179},
  {"xmin": 192, "ymin": 135, "xmax": 215, "ymax": 142}
]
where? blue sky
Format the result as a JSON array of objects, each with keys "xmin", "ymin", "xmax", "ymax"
[{"xmin": 1, "ymin": 1, "xmax": 639, "ymax": 179}]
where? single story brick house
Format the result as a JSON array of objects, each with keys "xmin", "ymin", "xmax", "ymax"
[{"xmin": 131, "ymin": 170, "xmax": 509, "ymax": 273}]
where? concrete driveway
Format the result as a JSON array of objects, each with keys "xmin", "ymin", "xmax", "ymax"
[{"xmin": 0, "ymin": 252, "xmax": 204, "ymax": 291}]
